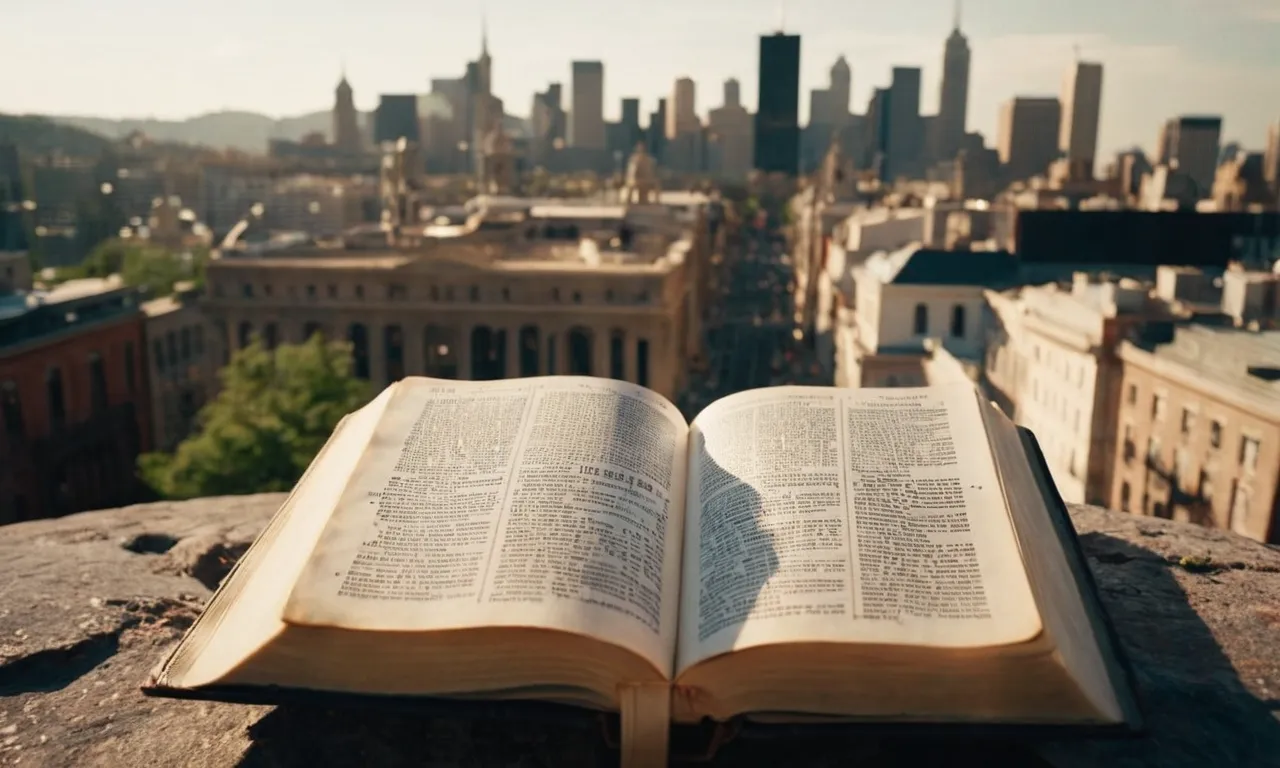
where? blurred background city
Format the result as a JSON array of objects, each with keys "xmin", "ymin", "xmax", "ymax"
[{"xmin": 0, "ymin": 0, "xmax": 1277, "ymax": 545}]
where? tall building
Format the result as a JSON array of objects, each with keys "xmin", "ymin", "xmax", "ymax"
[
  {"xmin": 1164, "ymin": 116, "xmax": 1223, "ymax": 198},
  {"xmin": 804, "ymin": 56, "xmax": 852, "ymax": 172},
  {"xmin": 530, "ymin": 83, "xmax": 566, "ymax": 168},
  {"xmin": 373, "ymin": 95, "xmax": 420, "ymax": 145},
  {"xmin": 708, "ymin": 79, "xmax": 753, "ymax": 179},
  {"xmin": 754, "ymin": 32, "xmax": 801, "ymax": 175},
  {"xmin": 1264, "ymin": 120, "xmax": 1280, "ymax": 194},
  {"xmin": 332, "ymin": 72, "xmax": 362, "ymax": 153},
  {"xmin": 864, "ymin": 87, "xmax": 891, "ymax": 174},
  {"xmin": 997, "ymin": 97, "xmax": 1062, "ymax": 182},
  {"xmin": 1059, "ymin": 61, "xmax": 1104, "ymax": 179},
  {"xmin": 647, "ymin": 98, "xmax": 668, "ymax": 160},
  {"xmin": 934, "ymin": 4, "xmax": 971, "ymax": 164},
  {"xmin": 884, "ymin": 67, "xmax": 923, "ymax": 180},
  {"xmin": 665, "ymin": 78, "xmax": 698, "ymax": 139},
  {"xmin": 570, "ymin": 61, "xmax": 606, "ymax": 150},
  {"xmin": 620, "ymin": 98, "xmax": 642, "ymax": 148}
]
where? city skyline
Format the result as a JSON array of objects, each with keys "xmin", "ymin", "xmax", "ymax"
[{"xmin": 3, "ymin": 0, "xmax": 1278, "ymax": 160}]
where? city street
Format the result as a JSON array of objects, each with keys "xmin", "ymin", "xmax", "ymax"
[{"xmin": 678, "ymin": 225, "xmax": 829, "ymax": 420}]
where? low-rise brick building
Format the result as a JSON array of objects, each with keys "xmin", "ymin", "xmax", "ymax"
[{"xmin": 0, "ymin": 277, "xmax": 151, "ymax": 523}]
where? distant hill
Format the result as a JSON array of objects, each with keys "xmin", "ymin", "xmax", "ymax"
[
  {"xmin": 0, "ymin": 114, "xmax": 112, "ymax": 158},
  {"xmin": 51, "ymin": 97, "xmax": 531, "ymax": 154}
]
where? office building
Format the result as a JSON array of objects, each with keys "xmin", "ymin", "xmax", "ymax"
[
  {"xmin": 1059, "ymin": 61, "xmax": 1104, "ymax": 179},
  {"xmin": 998, "ymin": 97, "xmax": 1062, "ymax": 182},
  {"xmin": 884, "ymin": 67, "xmax": 923, "ymax": 180},
  {"xmin": 332, "ymin": 72, "xmax": 362, "ymax": 153},
  {"xmin": 754, "ymin": 32, "xmax": 801, "ymax": 175},
  {"xmin": 707, "ymin": 79, "xmax": 754, "ymax": 179},
  {"xmin": 570, "ymin": 61, "xmax": 606, "ymax": 150},
  {"xmin": 804, "ymin": 56, "xmax": 852, "ymax": 172},
  {"xmin": 373, "ymin": 95, "xmax": 420, "ymax": 144},
  {"xmin": 1163, "ymin": 116, "xmax": 1223, "ymax": 198}
]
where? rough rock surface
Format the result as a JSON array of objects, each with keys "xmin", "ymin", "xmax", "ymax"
[{"xmin": 0, "ymin": 495, "xmax": 1277, "ymax": 767}]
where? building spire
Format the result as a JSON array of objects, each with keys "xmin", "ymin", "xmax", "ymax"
[
  {"xmin": 953, "ymin": 0, "xmax": 962, "ymax": 31},
  {"xmin": 481, "ymin": 7, "xmax": 489, "ymax": 56}
]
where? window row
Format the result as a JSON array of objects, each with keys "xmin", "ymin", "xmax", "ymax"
[
  {"xmin": 912, "ymin": 304, "xmax": 967, "ymax": 338},
  {"xmin": 153, "ymin": 325, "xmax": 206, "ymax": 373},
  {"xmin": 219, "ymin": 281, "xmax": 653, "ymax": 306},
  {"xmin": 1, "ymin": 345, "xmax": 135, "ymax": 439}
]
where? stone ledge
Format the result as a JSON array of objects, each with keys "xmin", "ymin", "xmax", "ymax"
[{"xmin": 0, "ymin": 495, "xmax": 1277, "ymax": 766}]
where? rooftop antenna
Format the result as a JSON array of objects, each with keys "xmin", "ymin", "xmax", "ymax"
[
  {"xmin": 777, "ymin": 0, "xmax": 787, "ymax": 32},
  {"xmin": 481, "ymin": 5, "xmax": 489, "ymax": 55},
  {"xmin": 953, "ymin": 0, "xmax": 962, "ymax": 30}
]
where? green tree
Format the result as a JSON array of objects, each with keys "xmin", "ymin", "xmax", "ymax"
[
  {"xmin": 76, "ymin": 238, "xmax": 209, "ymax": 296},
  {"xmin": 140, "ymin": 335, "xmax": 373, "ymax": 499}
]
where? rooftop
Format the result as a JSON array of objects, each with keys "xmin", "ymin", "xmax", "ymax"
[
  {"xmin": 1129, "ymin": 324, "xmax": 1280, "ymax": 418},
  {"xmin": 0, "ymin": 276, "xmax": 141, "ymax": 351},
  {"xmin": 863, "ymin": 244, "xmax": 1019, "ymax": 287}
]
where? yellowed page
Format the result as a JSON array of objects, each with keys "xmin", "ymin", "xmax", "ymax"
[
  {"xmin": 284, "ymin": 376, "xmax": 688, "ymax": 679},
  {"xmin": 676, "ymin": 384, "xmax": 1041, "ymax": 675}
]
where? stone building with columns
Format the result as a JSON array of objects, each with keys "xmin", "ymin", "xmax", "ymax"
[{"xmin": 201, "ymin": 195, "xmax": 714, "ymax": 402}]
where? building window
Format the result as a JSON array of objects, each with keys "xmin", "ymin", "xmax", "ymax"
[
  {"xmin": 949, "ymin": 305, "xmax": 966, "ymax": 338},
  {"xmin": 88, "ymin": 352, "xmax": 108, "ymax": 413},
  {"xmin": 327, "ymin": 284, "xmax": 338, "ymax": 299},
  {"xmin": 306, "ymin": 284, "xmax": 316, "ymax": 299},
  {"xmin": 1126, "ymin": 384, "xmax": 1136, "ymax": 406},
  {"xmin": 518, "ymin": 325, "xmax": 540, "ymax": 377},
  {"xmin": 264, "ymin": 323, "xmax": 278, "ymax": 350},
  {"xmin": 237, "ymin": 321, "xmax": 252, "ymax": 350},
  {"xmin": 913, "ymin": 303, "xmax": 928, "ymax": 335},
  {"xmin": 1146, "ymin": 436, "xmax": 1162, "ymax": 463},
  {"xmin": 1, "ymin": 381, "xmax": 22, "ymax": 438},
  {"xmin": 568, "ymin": 327, "xmax": 593, "ymax": 375},
  {"xmin": 1198, "ymin": 470, "xmax": 1213, "ymax": 503},
  {"xmin": 1120, "ymin": 481, "xmax": 1131, "ymax": 512},
  {"xmin": 1180, "ymin": 408, "xmax": 1195, "ymax": 437},
  {"xmin": 1240, "ymin": 436, "xmax": 1260, "ymax": 474},
  {"xmin": 384, "ymin": 325, "xmax": 404, "ymax": 384},
  {"xmin": 124, "ymin": 341, "xmax": 136, "ymax": 393},
  {"xmin": 636, "ymin": 339, "xmax": 650, "ymax": 387},
  {"xmin": 1229, "ymin": 482, "xmax": 1251, "ymax": 534},
  {"xmin": 572, "ymin": 291, "xmax": 583, "ymax": 304},
  {"xmin": 1210, "ymin": 419, "xmax": 1223, "ymax": 449},
  {"xmin": 388, "ymin": 284, "xmax": 408, "ymax": 300},
  {"xmin": 46, "ymin": 368, "xmax": 66, "ymax": 432},
  {"xmin": 546, "ymin": 335, "xmax": 557, "ymax": 375},
  {"xmin": 469, "ymin": 286, "xmax": 480, "ymax": 302},
  {"xmin": 154, "ymin": 339, "xmax": 166, "ymax": 372},
  {"xmin": 1151, "ymin": 393, "xmax": 1165, "ymax": 422},
  {"xmin": 242, "ymin": 283, "xmax": 253, "ymax": 298},
  {"xmin": 181, "ymin": 328, "xmax": 192, "ymax": 360},
  {"xmin": 348, "ymin": 323, "xmax": 369, "ymax": 380}
]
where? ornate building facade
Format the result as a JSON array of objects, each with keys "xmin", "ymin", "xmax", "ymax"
[{"xmin": 203, "ymin": 166, "xmax": 716, "ymax": 402}]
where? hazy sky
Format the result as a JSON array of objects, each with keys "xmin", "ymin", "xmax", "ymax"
[{"xmin": 4, "ymin": 0, "xmax": 1278, "ymax": 158}]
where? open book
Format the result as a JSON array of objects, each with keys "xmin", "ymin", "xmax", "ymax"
[{"xmin": 147, "ymin": 377, "xmax": 1140, "ymax": 765}]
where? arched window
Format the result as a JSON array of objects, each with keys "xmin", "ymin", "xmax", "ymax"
[
  {"xmin": 913, "ymin": 303, "xmax": 929, "ymax": 336},
  {"xmin": 568, "ymin": 327, "xmax": 593, "ymax": 376},
  {"xmin": 384, "ymin": 325, "xmax": 405, "ymax": 383},
  {"xmin": 303, "ymin": 321, "xmax": 324, "ymax": 341},
  {"xmin": 424, "ymin": 325, "xmax": 459, "ymax": 379},
  {"xmin": 636, "ymin": 339, "xmax": 650, "ymax": 387},
  {"xmin": 519, "ymin": 325, "xmax": 540, "ymax": 377},
  {"xmin": 348, "ymin": 323, "xmax": 369, "ymax": 380},
  {"xmin": 471, "ymin": 326, "xmax": 507, "ymax": 380},
  {"xmin": 237, "ymin": 321, "xmax": 252, "ymax": 350},
  {"xmin": 263, "ymin": 323, "xmax": 278, "ymax": 350},
  {"xmin": 47, "ymin": 368, "xmax": 66, "ymax": 432},
  {"xmin": 950, "ymin": 305, "xmax": 966, "ymax": 338}
]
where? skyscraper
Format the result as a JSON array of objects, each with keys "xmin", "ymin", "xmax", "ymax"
[
  {"xmin": 332, "ymin": 71, "xmax": 361, "ymax": 153},
  {"xmin": 1164, "ymin": 116, "xmax": 1223, "ymax": 197},
  {"xmin": 1265, "ymin": 120, "xmax": 1280, "ymax": 194},
  {"xmin": 754, "ymin": 32, "xmax": 801, "ymax": 175},
  {"xmin": 373, "ymin": 95, "xmax": 420, "ymax": 144},
  {"xmin": 934, "ymin": 2, "xmax": 971, "ymax": 164},
  {"xmin": 620, "ymin": 98, "xmax": 642, "ymax": 148},
  {"xmin": 884, "ymin": 67, "xmax": 923, "ymax": 180},
  {"xmin": 666, "ymin": 77, "xmax": 698, "ymax": 139},
  {"xmin": 708, "ymin": 79, "xmax": 753, "ymax": 179},
  {"xmin": 530, "ymin": 83, "xmax": 566, "ymax": 167},
  {"xmin": 647, "ymin": 98, "xmax": 667, "ymax": 160},
  {"xmin": 997, "ymin": 97, "xmax": 1062, "ymax": 182},
  {"xmin": 1059, "ymin": 61, "xmax": 1104, "ymax": 178},
  {"xmin": 570, "ymin": 61, "xmax": 606, "ymax": 150}
]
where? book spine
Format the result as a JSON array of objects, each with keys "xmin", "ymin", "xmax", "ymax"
[{"xmin": 618, "ymin": 682, "xmax": 670, "ymax": 768}]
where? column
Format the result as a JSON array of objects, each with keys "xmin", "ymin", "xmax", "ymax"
[
  {"xmin": 368, "ymin": 319, "xmax": 388, "ymax": 388},
  {"xmin": 457, "ymin": 322, "xmax": 473, "ymax": 380},
  {"xmin": 593, "ymin": 326, "xmax": 610, "ymax": 379},
  {"xmin": 404, "ymin": 323, "xmax": 425, "ymax": 377}
]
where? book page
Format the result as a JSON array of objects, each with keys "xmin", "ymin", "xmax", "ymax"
[
  {"xmin": 284, "ymin": 376, "xmax": 689, "ymax": 679},
  {"xmin": 676, "ymin": 384, "xmax": 1041, "ymax": 674}
]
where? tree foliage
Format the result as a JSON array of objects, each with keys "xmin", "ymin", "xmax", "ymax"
[
  {"xmin": 52, "ymin": 238, "xmax": 209, "ymax": 297},
  {"xmin": 140, "ymin": 335, "xmax": 372, "ymax": 499}
]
